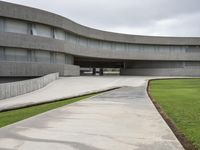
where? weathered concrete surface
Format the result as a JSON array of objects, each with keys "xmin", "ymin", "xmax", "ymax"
[
  {"xmin": 0, "ymin": 61, "xmax": 80, "ymax": 77},
  {"xmin": 1, "ymin": 1, "xmax": 200, "ymax": 76},
  {"xmin": 0, "ymin": 76, "xmax": 146, "ymax": 111},
  {"xmin": 0, "ymin": 1, "xmax": 200, "ymax": 45},
  {"xmin": 0, "ymin": 76, "xmax": 181, "ymax": 112},
  {"xmin": 0, "ymin": 73, "xmax": 59, "ymax": 100},
  {"xmin": 0, "ymin": 83, "xmax": 184, "ymax": 150}
]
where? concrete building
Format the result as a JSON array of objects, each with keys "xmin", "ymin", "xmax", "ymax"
[{"xmin": 0, "ymin": 1, "xmax": 200, "ymax": 76}]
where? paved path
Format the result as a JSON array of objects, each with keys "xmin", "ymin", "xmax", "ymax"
[
  {"xmin": 0, "ymin": 76, "xmax": 151, "ymax": 111},
  {"xmin": 0, "ymin": 77, "xmax": 184, "ymax": 150}
]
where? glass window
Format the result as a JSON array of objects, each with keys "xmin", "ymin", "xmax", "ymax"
[
  {"xmin": 54, "ymin": 28, "xmax": 65, "ymax": 40},
  {"xmin": 31, "ymin": 24, "xmax": 37, "ymax": 35},
  {"xmin": 5, "ymin": 19, "xmax": 28, "ymax": 34},
  {"xmin": 34, "ymin": 24, "xmax": 52, "ymax": 38},
  {"xmin": 5, "ymin": 48, "xmax": 28, "ymax": 62},
  {"xmin": 0, "ymin": 18, "xmax": 4, "ymax": 32},
  {"xmin": 66, "ymin": 55, "xmax": 74, "ymax": 64},
  {"xmin": 0, "ymin": 47, "xmax": 5, "ymax": 60},
  {"xmin": 35, "ymin": 50, "xmax": 51, "ymax": 63},
  {"xmin": 55, "ymin": 53, "xmax": 65, "ymax": 64}
]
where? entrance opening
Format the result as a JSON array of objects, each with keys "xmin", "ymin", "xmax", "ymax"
[{"xmin": 80, "ymin": 68, "xmax": 120, "ymax": 76}]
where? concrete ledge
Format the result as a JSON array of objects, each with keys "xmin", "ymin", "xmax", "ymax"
[
  {"xmin": 0, "ymin": 61, "xmax": 80, "ymax": 77},
  {"xmin": 120, "ymin": 68, "xmax": 200, "ymax": 76},
  {"xmin": 0, "ymin": 73, "xmax": 59, "ymax": 100}
]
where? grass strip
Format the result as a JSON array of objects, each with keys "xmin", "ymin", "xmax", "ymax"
[
  {"xmin": 149, "ymin": 78, "xmax": 200, "ymax": 150},
  {"xmin": 0, "ymin": 94, "xmax": 95, "ymax": 128}
]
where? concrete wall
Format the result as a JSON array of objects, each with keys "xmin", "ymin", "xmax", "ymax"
[
  {"xmin": 1, "ymin": 29, "xmax": 200, "ymax": 61},
  {"xmin": 64, "ymin": 65, "xmax": 80, "ymax": 76},
  {"xmin": 0, "ymin": 1, "xmax": 200, "ymax": 76},
  {"xmin": 0, "ymin": 47, "xmax": 78, "ymax": 76},
  {"xmin": 120, "ymin": 68, "xmax": 200, "ymax": 76},
  {"xmin": 0, "ymin": 14, "xmax": 200, "ymax": 61},
  {"xmin": 0, "ymin": 47, "xmax": 75, "ymax": 64},
  {"xmin": 121, "ymin": 61, "xmax": 200, "ymax": 76},
  {"xmin": 1, "ymin": 1, "xmax": 200, "ymax": 46},
  {"xmin": 0, "ymin": 61, "xmax": 80, "ymax": 77},
  {"xmin": 0, "ymin": 73, "xmax": 59, "ymax": 100}
]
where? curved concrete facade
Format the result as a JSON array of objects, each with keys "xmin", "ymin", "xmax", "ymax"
[{"xmin": 0, "ymin": 1, "xmax": 200, "ymax": 76}]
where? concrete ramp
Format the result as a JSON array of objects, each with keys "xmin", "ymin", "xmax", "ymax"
[{"xmin": 0, "ymin": 85, "xmax": 184, "ymax": 150}]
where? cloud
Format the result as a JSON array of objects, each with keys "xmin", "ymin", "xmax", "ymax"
[{"xmin": 2, "ymin": 0, "xmax": 200, "ymax": 36}]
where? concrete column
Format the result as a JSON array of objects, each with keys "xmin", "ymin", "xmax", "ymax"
[
  {"xmin": 100, "ymin": 68, "xmax": 103, "ymax": 76},
  {"xmin": 0, "ymin": 18, "xmax": 5, "ymax": 32},
  {"xmin": 92, "ymin": 68, "xmax": 96, "ymax": 75},
  {"xmin": 123, "ymin": 61, "xmax": 127, "ymax": 69}
]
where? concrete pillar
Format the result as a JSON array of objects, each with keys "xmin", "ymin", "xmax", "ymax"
[
  {"xmin": 123, "ymin": 61, "xmax": 127, "ymax": 69},
  {"xmin": 100, "ymin": 68, "xmax": 103, "ymax": 76},
  {"xmin": 92, "ymin": 68, "xmax": 96, "ymax": 75}
]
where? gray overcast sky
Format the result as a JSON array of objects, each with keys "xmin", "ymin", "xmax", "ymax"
[{"xmin": 2, "ymin": 0, "xmax": 200, "ymax": 37}]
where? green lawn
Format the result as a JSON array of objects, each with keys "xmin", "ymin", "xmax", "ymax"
[
  {"xmin": 0, "ymin": 94, "xmax": 95, "ymax": 128},
  {"xmin": 149, "ymin": 78, "xmax": 200, "ymax": 150}
]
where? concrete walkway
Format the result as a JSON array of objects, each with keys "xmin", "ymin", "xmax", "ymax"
[
  {"xmin": 0, "ymin": 77, "xmax": 184, "ymax": 150},
  {"xmin": 0, "ymin": 76, "xmax": 150, "ymax": 111}
]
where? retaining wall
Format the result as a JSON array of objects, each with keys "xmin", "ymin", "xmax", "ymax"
[{"xmin": 0, "ymin": 72, "xmax": 59, "ymax": 100}]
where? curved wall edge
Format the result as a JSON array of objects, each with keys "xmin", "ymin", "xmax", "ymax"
[{"xmin": 0, "ymin": 1, "xmax": 200, "ymax": 76}]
